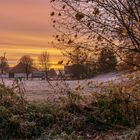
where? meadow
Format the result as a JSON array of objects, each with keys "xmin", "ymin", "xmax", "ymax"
[{"xmin": 0, "ymin": 71, "xmax": 140, "ymax": 140}]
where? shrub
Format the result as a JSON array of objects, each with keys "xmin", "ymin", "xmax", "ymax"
[
  {"xmin": 1, "ymin": 72, "xmax": 140, "ymax": 139},
  {"xmin": 98, "ymin": 47, "xmax": 117, "ymax": 73},
  {"xmin": 0, "ymin": 83, "xmax": 54, "ymax": 139}
]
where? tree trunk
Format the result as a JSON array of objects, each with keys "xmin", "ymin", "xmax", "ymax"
[{"xmin": 45, "ymin": 71, "xmax": 48, "ymax": 80}]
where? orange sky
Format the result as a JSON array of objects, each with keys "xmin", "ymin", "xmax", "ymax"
[{"xmin": 0, "ymin": 0, "xmax": 64, "ymax": 69}]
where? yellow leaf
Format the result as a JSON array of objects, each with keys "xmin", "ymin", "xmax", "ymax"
[{"xmin": 75, "ymin": 85, "xmax": 81, "ymax": 91}]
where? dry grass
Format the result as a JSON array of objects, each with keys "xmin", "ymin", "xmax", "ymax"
[{"xmin": 0, "ymin": 71, "xmax": 140, "ymax": 139}]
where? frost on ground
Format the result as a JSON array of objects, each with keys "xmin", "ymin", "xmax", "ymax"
[{"xmin": 1, "ymin": 72, "xmax": 137, "ymax": 101}]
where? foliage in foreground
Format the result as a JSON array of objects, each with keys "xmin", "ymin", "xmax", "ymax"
[{"xmin": 0, "ymin": 74, "xmax": 140, "ymax": 139}]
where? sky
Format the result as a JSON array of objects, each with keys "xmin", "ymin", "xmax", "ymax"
[{"xmin": 0, "ymin": 0, "xmax": 63, "ymax": 69}]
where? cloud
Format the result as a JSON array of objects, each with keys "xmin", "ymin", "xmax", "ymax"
[
  {"xmin": 0, "ymin": 0, "xmax": 63, "ymax": 67},
  {"xmin": 0, "ymin": 0, "xmax": 54, "ymax": 34}
]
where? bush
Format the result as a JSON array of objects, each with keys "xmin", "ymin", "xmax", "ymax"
[
  {"xmin": 117, "ymin": 51, "xmax": 140, "ymax": 72},
  {"xmin": 98, "ymin": 48, "xmax": 117, "ymax": 73},
  {"xmin": 0, "ymin": 83, "xmax": 54, "ymax": 139},
  {"xmin": 0, "ymin": 72, "xmax": 140, "ymax": 139}
]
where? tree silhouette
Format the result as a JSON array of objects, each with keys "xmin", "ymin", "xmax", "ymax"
[
  {"xmin": 38, "ymin": 51, "xmax": 50, "ymax": 80},
  {"xmin": 51, "ymin": 0, "xmax": 140, "ymax": 68},
  {"xmin": 98, "ymin": 48, "xmax": 117, "ymax": 72},
  {"xmin": 19, "ymin": 55, "xmax": 34, "ymax": 80},
  {"xmin": 0, "ymin": 53, "xmax": 9, "ymax": 74}
]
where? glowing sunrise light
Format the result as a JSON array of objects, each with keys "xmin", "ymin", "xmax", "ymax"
[{"xmin": 0, "ymin": 0, "xmax": 64, "ymax": 69}]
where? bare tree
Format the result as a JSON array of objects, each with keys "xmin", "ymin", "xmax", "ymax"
[
  {"xmin": 63, "ymin": 46, "xmax": 96, "ymax": 79},
  {"xmin": 64, "ymin": 46, "xmax": 89, "ymax": 65},
  {"xmin": 19, "ymin": 55, "xmax": 34, "ymax": 80},
  {"xmin": 51, "ymin": 0, "xmax": 140, "ymax": 68},
  {"xmin": 0, "ymin": 53, "xmax": 9, "ymax": 75},
  {"xmin": 38, "ymin": 51, "xmax": 50, "ymax": 80}
]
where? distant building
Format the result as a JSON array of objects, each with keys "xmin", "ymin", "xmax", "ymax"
[
  {"xmin": 3, "ymin": 63, "xmax": 58, "ymax": 80},
  {"xmin": 64, "ymin": 65, "xmax": 74, "ymax": 78},
  {"xmin": 64, "ymin": 64, "xmax": 87, "ymax": 79},
  {"xmin": 9, "ymin": 62, "xmax": 38, "ymax": 78},
  {"xmin": 31, "ymin": 72, "xmax": 45, "ymax": 79},
  {"xmin": 48, "ymin": 69, "xmax": 57, "ymax": 79},
  {"xmin": 31, "ymin": 69, "xmax": 57, "ymax": 79}
]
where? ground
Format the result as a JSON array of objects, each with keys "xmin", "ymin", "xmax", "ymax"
[
  {"xmin": 1, "ymin": 72, "xmax": 131, "ymax": 101},
  {"xmin": 1, "ymin": 71, "xmax": 140, "ymax": 140}
]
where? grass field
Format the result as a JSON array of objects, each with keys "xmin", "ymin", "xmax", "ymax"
[{"xmin": 1, "ymin": 72, "xmax": 128, "ymax": 101}]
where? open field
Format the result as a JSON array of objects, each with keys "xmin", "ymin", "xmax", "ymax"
[{"xmin": 1, "ymin": 72, "xmax": 134, "ymax": 101}]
